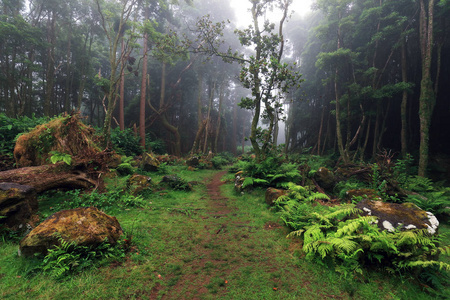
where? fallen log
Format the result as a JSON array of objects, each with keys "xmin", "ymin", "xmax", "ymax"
[{"xmin": 0, "ymin": 163, "xmax": 97, "ymax": 193}]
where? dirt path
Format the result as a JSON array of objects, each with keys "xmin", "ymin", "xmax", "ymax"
[
  {"xmin": 163, "ymin": 170, "xmax": 235, "ymax": 299},
  {"xmin": 159, "ymin": 170, "xmax": 300, "ymax": 299}
]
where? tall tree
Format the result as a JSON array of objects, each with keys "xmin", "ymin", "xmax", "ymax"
[{"xmin": 417, "ymin": 0, "xmax": 436, "ymax": 176}]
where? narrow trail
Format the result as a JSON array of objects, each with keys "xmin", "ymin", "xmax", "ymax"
[
  {"xmin": 161, "ymin": 170, "xmax": 298, "ymax": 300},
  {"xmin": 163, "ymin": 170, "xmax": 237, "ymax": 299}
]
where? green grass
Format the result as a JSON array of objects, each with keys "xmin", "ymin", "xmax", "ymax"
[{"xmin": 0, "ymin": 166, "xmax": 448, "ymax": 299}]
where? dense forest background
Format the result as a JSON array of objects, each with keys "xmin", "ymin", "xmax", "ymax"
[{"xmin": 1, "ymin": 0, "xmax": 450, "ymax": 177}]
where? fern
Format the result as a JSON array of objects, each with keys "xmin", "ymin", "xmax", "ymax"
[
  {"xmin": 398, "ymin": 260, "xmax": 450, "ymax": 271},
  {"xmin": 335, "ymin": 217, "xmax": 377, "ymax": 238},
  {"xmin": 241, "ymin": 177, "xmax": 254, "ymax": 189}
]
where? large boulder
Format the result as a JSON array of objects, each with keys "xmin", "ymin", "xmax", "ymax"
[
  {"xmin": 314, "ymin": 167, "xmax": 335, "ymax": 189},
  {"xmin": 265, "ymin": 187, "xmax": 288, "ymax": 206},
  {"xmin": 141, "ymin": 153, "xmax": 160, "ymax": 172},
  {"xmin": 0, "ymin": 182, "xmax": 37, "ymax": 229},
  {"xmin": 19, "ymin": 207, "xmax": 123, "ymax": 257},
  {"xmin": 356, "ymin": 199, "xmax": 439, "ymax": 234},
  {"xmin": 126, "ymin": 174, "xmax": 153, "ymax": 195}
]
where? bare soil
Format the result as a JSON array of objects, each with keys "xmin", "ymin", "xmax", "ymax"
[{"xmin": 161, "ymin": 170, "xmax": 291, "ymax": 299}]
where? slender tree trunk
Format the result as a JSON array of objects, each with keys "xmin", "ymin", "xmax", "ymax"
[
  {"xmin": 159, "ymin": 62, "xmax": 181, "ymax": 156},
  {"xmin": 139, "ymin": 31, "xmax": 148, "ymax": 148},
  {"xmin": 418, "ymin": 0, "xmax": 436, "ymax": 177},
  {"xmin": 400, "ymin": 40, "xmax": 408, "ymax": 158},
  {"xmin": 203, "ymin": 81, "xmax": 215, "ymax": 153},
  {"xmin": 119, "ymin": 39, "xmax": 125, "ymax": 131},
  {"xmin": 334, "ymin": 12, "xmax": 349, "ymax": 164},
  {"xmin": 214, "ymin": 83, "xmax": 224, "ymax": 153},
  {"xmin": 317, "ymin": 104, "xmax": 325, "ymax": 155},
  {"xmin": 232, "ymin": 96, "xmax": 238, "ymax": 155},
  {"xmin": 77, "ymin": 32, "xmax": 94, "ymax": 112},
  {"xmin": 44, "ymin": 11, "xmax": 56, "ymax": 117},
  {"xmin": 64, "ymin": 17, "xmax": 72, "ymax": 113}
]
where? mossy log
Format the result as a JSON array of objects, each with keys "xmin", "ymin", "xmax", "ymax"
[{"xmin": 0, "ymin": 163, "xmax": 97, "ymax": 194}]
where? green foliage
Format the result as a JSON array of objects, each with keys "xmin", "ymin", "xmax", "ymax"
[
  {"xmin": 276, "ymin": 183, "xmax": 330, "ymax": 230},
  {"xmin": 232, "ymin": 155, "xmax": 301, "ymax": 188},
  {"xmin": 49, "ymin": 151, "xmax": 72, "ymax": 165},
  {"xmin": 40, "ymin": 236, "xmax": 126, "ymax": 279},
  {"xmin": 0, "ymin": 113, "xmax": 50, "ymax": 156},
  {"xmin": 406, "ymin": 188, "xmax": 450, "ymax": 217},
  {"xmin": 211, "ymin": 152, "xmax": 235, "ymax": 169},
  {"xmin": 283, "ymin": 197, "xmax": 450, "ymax": 278},
  {"xmin": 110, "ymin": 128, "xmax": 142, "ymax": 157},
  {"xmin": 393, "ymin": 154, "xmax": 415, "ymax": 185},
  {"xmin": 405, "ymin": 175, "xmax": 434, "ymax": 193},
  {"xmin": 41, "ymin": 189, "xmax": 146, "ymax": 216},
  {"xmin": 116, "ymin": 163, "xmax": 135, "ymax": 176},
  {"xmin": 146, "ymin": 135, "xmax": 166, "ymax": 154},
  {"xmin": 334, "ymin": 179, "xmax": 367, "ymax": 199}
]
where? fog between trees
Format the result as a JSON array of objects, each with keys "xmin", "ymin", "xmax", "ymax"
[{"xmin": 1, "ymin": 0, "xmax": 450, "ymax": 175}]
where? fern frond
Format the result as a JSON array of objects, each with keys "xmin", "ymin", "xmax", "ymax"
[
  {"xmin": 335, "ymin": 216, "xmax": 377, "ymax": 237},
  {"xmin": 287, "ymin": 229, "xmax": 305, "ymax": 238},
  {"xmin": 242, "ymin": 177, "xmax": 254, "ymax": 188},
  {"xmin": 306, "ymin": 192, "xmax": 330, "ymax": 202},
  {"xmin": 327, "ymin": 237, "xmax": 360, "ymax": 254},
  {"xmin": 399, "ymin": 260, "xmax": 450, "ymax": 271},
  {"xmin": 304, "ymin": 224, "xmax": 326, "ymax": 244},
  {"xmin": 325, "ymin": 206, "xmax": 362, "ymax": 220}
]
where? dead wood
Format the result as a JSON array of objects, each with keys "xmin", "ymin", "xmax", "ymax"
[{"xmin": 0, "ymin": 163, "xmax": 97, "ymax": 194}]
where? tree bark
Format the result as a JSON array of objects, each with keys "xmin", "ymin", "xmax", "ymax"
[
  {"xmin": 400, "ymin": 40, "xmax": 408, "ymax": 158},
  {"xmin": 214, "ymin": 83, "xmax": 224, "ymax": 153},
  {"xmin": 418, "ymin": 0, "xmax": 436, "ymax": 177},
  {"xmin": 139, "ymin": 29, "xmax": 148, "ymax": 148},
  {"xmin": 0, "ymin": 164, "xmax": 97, "ymax": 194}
]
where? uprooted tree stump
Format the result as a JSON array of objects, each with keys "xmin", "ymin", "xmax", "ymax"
[
  {"xmin": 14, "ymin": 113, "xmax": 101, "ymax": 168},
  {"xmin": 1, "ymin": 113, "xmax": 120, "ymax": 228}
]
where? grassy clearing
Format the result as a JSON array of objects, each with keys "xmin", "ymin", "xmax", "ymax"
[{"xmin": 0, "ymin": 166, "xmax": 448, "ymax": 299}]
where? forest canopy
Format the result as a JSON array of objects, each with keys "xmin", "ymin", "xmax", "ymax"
[{"xmin": 1, "ymin": 0, "xmax": 450, "ymax": 176}]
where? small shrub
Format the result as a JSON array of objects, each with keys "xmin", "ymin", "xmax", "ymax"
[
  {"xmin": 41, "ymin": 189, "xmax": 146, "ymax": 214},
  {"xmin": 0, "ymin": 113, "xmax": 50, "ymax": 156},
  {"xmin": 40, "ymin": 236, "xmax": 126, "ymax": 279},
  {"xmin": 111, "ymin": 128, "xmax": 142, "ymax": 157},
  {"xmin": 116, "ymin": 163, "xmax": 135, "ymax": 176}
]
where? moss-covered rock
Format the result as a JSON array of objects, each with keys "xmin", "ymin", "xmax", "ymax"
[
  {"xmin": 356, "ymin": 199, "xmax": 439, "ymax": 234},
  {"xmin": 141, "ymin": 153, "xmax": 160, "ymax": 172},
  {"xmin": 19, "ymin": 207, "xmax": 123, "ymax": 257},
  {"xmin": 265, "ymin": 187, "xmax": 288, "ymax": 206},
  {"xmin": 0, "ymin": 182, "xmax": 37, "ymax": 229},
  {"xmin": 314, "ymin": 167, "xmax": 335, "ymax": 189},
  {"xmin": 126, "ymin": 174, "xmax": 153, "ymax": 195}
]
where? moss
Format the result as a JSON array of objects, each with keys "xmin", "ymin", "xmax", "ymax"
[{"xmin": 14, "ymin": 114, "xmax": 101, "ymax": 167}]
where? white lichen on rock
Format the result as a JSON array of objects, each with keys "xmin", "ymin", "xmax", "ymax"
[
  {"xmin": 425, "ymin": 212, "xmax": 439, "ymax": 234},
  {"xmin": 382, "ymin": 220, "xmax": 395, "ymax": 232},
  {"xmin": 362, "ymin": 207, "xmax": 372, "ymax": 215},
  {"xmin": 405, "ymin": 224, "xmax": 417, "ymax": 230}
]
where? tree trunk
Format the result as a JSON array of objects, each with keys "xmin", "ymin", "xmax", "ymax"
[
  {"xmin": 418, "ymin": 0, "xmax": 436, "ymax": 177},
  {"xmin": 44, "ymin": 10, "xmax": 56, "ymax": 117},
  {"xmin": 119, "ymin": 38, "xmax": 125, "ymax": 131},
  {"xmin": 214, "ymin": 83, "xmax": 224, "ymax": 153},
  {"xmin": 203, "ymin": 81, "xmax": 215, "ymax": 153},
  {"xmin": 400, "ymin": 40, "xmax": 408, "ymax": 158},
  {"xmin": 232, "ymin": 96, "xmax": 238, "ymax": 155},
  {"xmin": 159, "ymin": 62, "xmax": 181, "ymax": 156},
  {"xmin": 139, "ymin": 31, "xmax": 148, "ymax": 148}
]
